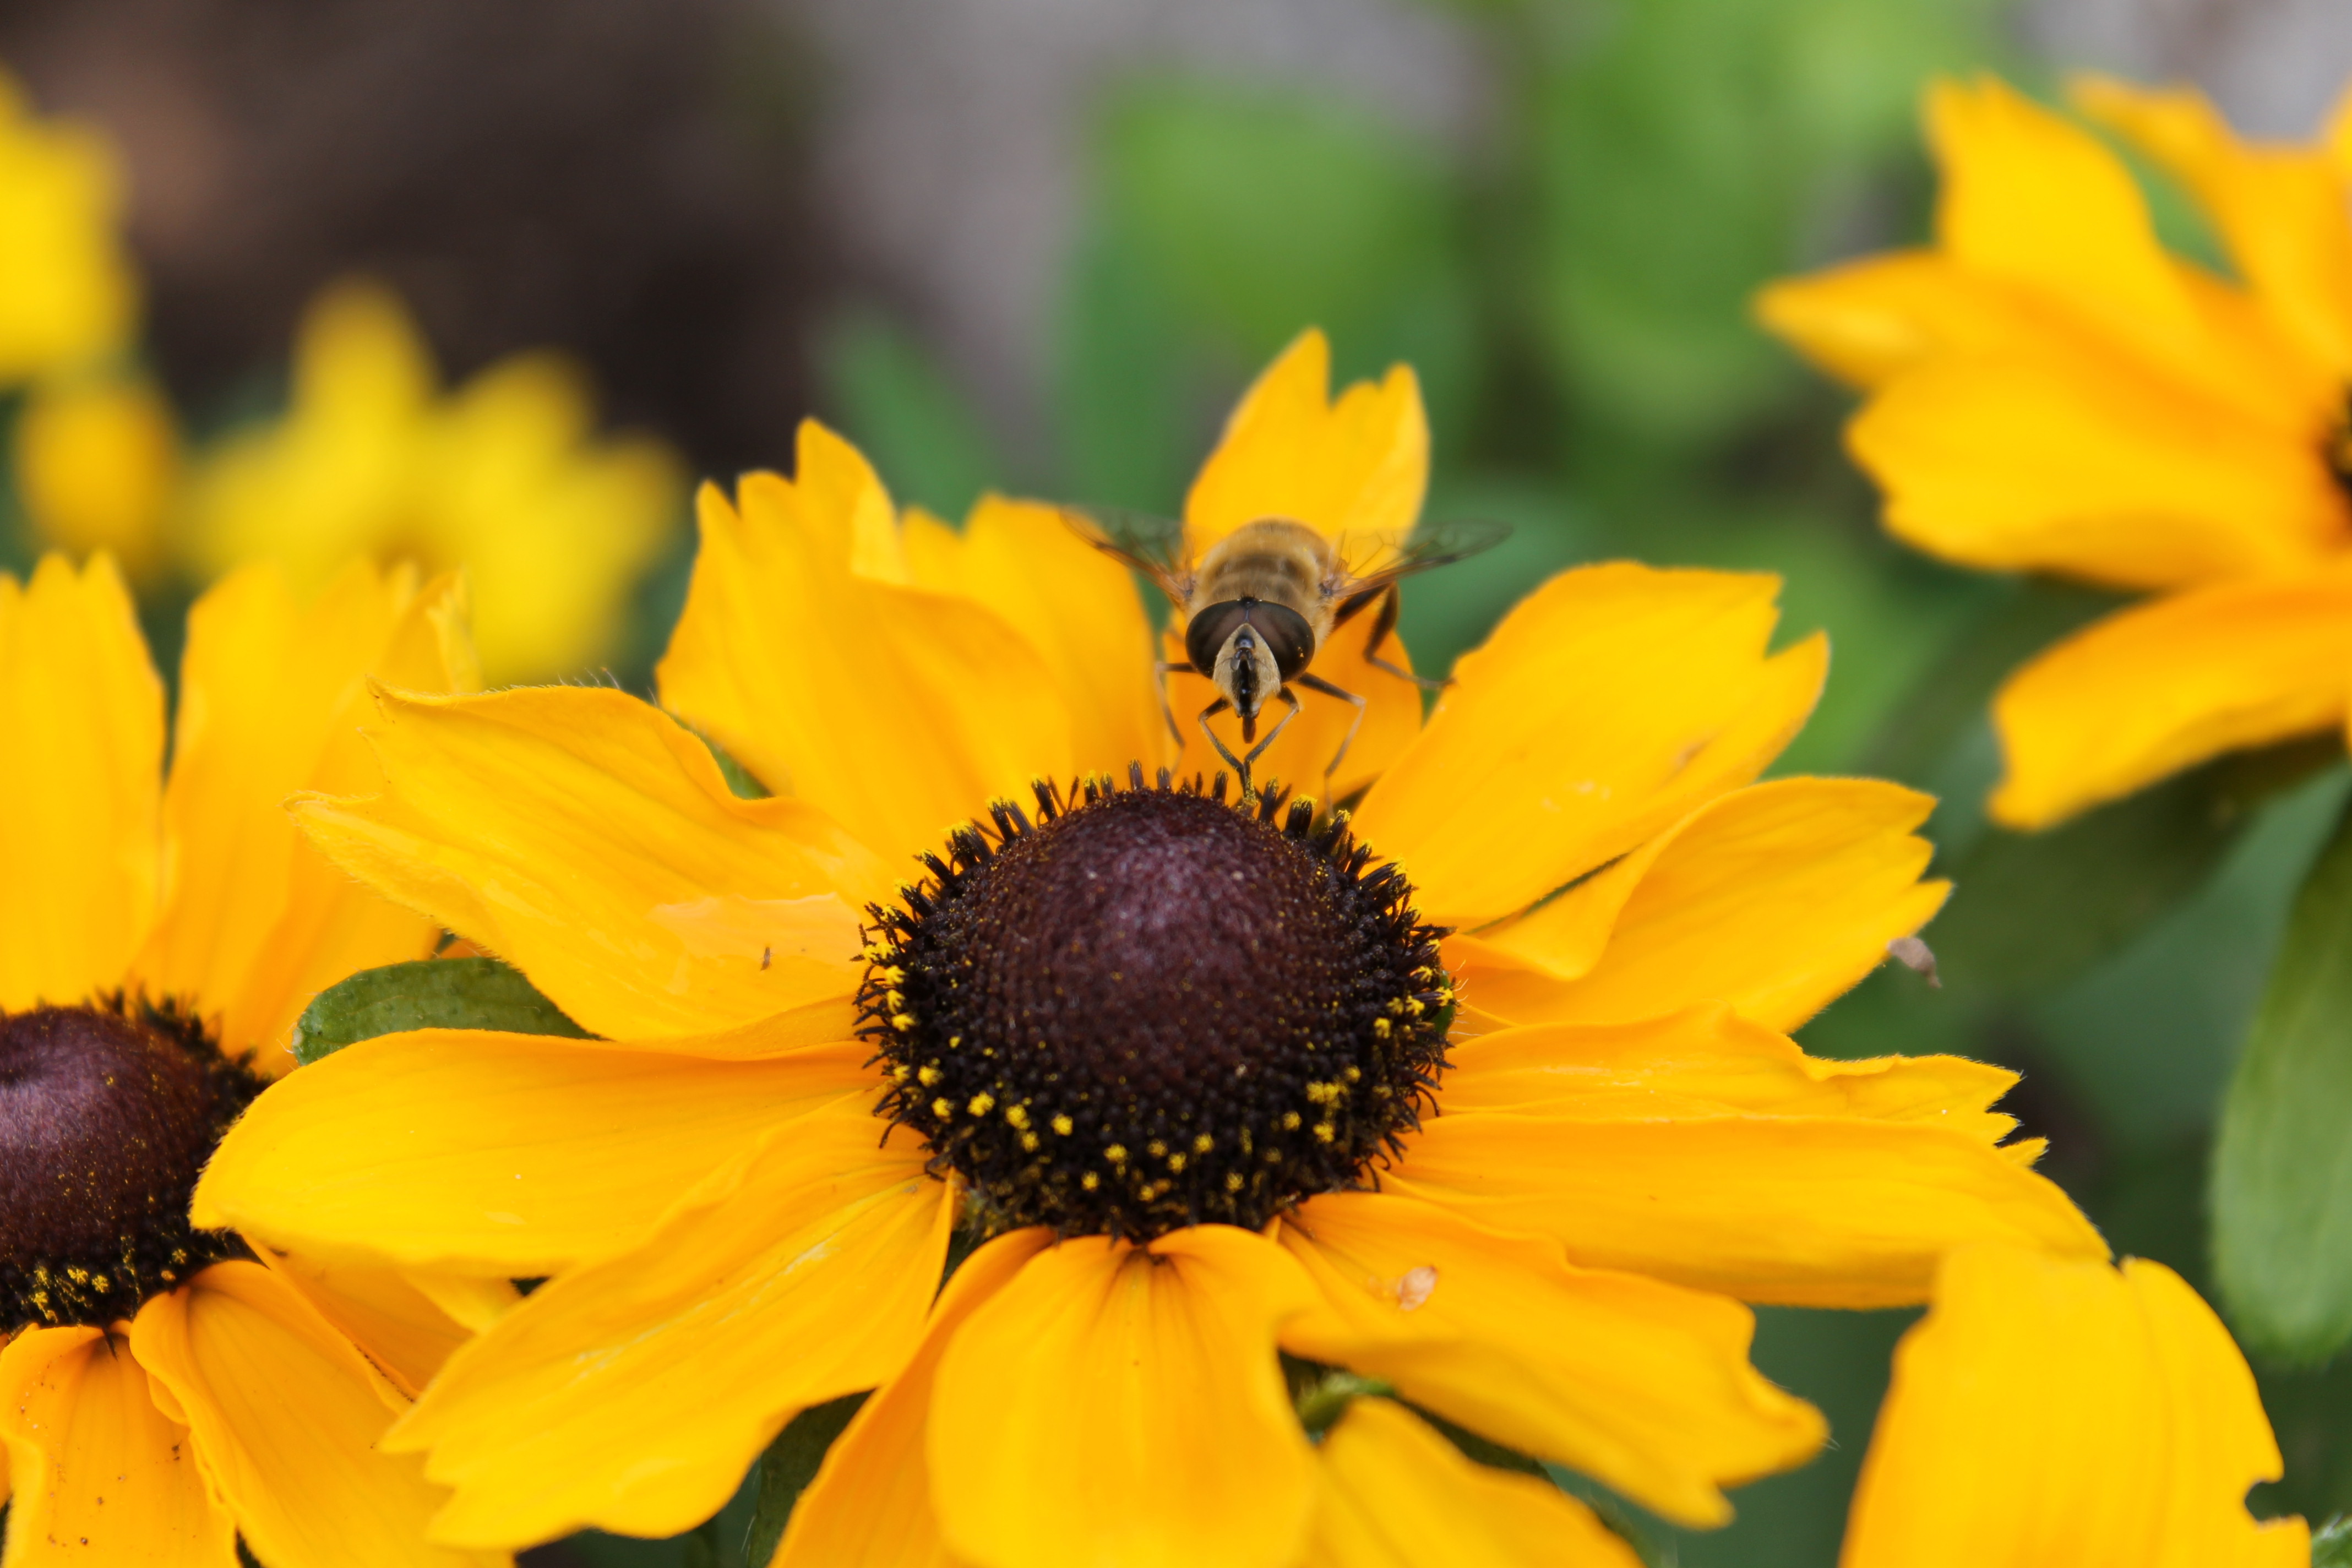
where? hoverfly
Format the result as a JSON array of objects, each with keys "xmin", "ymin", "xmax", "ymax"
[{"xmin": 1063, "ymin": 508, "xmax": 1509, "ymax": 795}]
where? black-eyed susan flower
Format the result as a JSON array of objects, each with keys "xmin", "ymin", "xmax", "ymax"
[
  {"xmin": 1761, "ymin": 74, "xmax": 2352, "ymax": 830},
  {"xmin": 0, "ymin": 552, "xmax": 503, "ymax": 1566},
  {"xmin": 181, "ymin": 279, "xmax": 684, "ymax": 684},
  {"xmin": 1839, "ymin": 1243, "xmax": 2307, "ymax": 1566},
  {"xmin": 199, "ymin": 334, "xmax": 2106, "ymax": 1564}
]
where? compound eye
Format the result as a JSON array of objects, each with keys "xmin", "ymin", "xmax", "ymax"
[
  {"xmin": 1185, "ymin": 601, "xmax": 1250, "ymax": 675},
  {"xmin": 1250, "ymin": 602, "xmax": 1315, "ymax": 682}
]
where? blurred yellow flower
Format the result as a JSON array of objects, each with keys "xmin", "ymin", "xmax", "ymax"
[
  {"xmin": 1760, "ymin": 75, "xmax": 2352, "ymax": 829},
  {"xmin": 14, "ymin": 370, "xmax": 178, "ymax": 573},
  {"xmin": 1841, "ymin": 1244, "xmax": 2307, "ymax": 1567},
  {"xmin": 0, "ymin": 69, "xmax": 136, "ymax": 385},
  {"xmin": 184, "ymin": 280, "xmax": 684, "ymax": 683}
]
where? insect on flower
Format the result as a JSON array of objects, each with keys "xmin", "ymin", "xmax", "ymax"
[{"xmin": 1064, "ymin": 506, "xmax": 1507, "ymax": 793}]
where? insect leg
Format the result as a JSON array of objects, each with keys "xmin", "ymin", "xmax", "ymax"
[
  {"xmin": 1195, "ymin": 698, "xmax": 1251, "ymax": 793},
  {"xmin": 1364, "ymin": 585, "xmax": 1447, "ymax": 691},
  {"xmin": 1154, "ymin": 661, "xmax": 1194, "ymax": 745},
  {"xmin": 1294, "ymin": 671, "xmax": 1367, "ymax": 784},
  {"xmin": 1239, "ymin": 688, "xmax": 1304, "ymax": 798}
]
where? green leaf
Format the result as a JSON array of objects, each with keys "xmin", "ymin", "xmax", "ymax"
[
  {"xmin": 817, "ymin": 310, "xmax": 1005, "ymax": 523},
  {"xmin": 2215, "ymin": 793, "xmax": 2352, "ymax": 1364},
  {"xmin": 1523, "ymin": 0, "xmax": 2006, "ymax": 445},
  {"xmin": 741, "ymin": 1393, "xmax": 868, "ymax": 1567},
  {"xmin": 1929, "ymin": 738, "xmax": 2338, "ymax": 1001},
  {"xmin": 1092, "ymin": 78, "xmax": 1478, "ymax": 437},
  {"xmin": 2312, "ymin": 1515, "xmax": 2352, "ymax": 1567},
  {"xmin": 290, "ymin": 957, "xmax": 589, "ymax": 1064}
]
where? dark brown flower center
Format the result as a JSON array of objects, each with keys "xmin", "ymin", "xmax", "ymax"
[
  {"xmin": 862, "ymin": 769, "xmax": 1453, "ymax": 1240},
  {"xmin": 0, "ymin": 998, "xmax": 260, "ymax": 1327}
]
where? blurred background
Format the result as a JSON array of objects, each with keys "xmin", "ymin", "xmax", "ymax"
[{"xmin": 5, "ymin": 0, "xmax": 2352, "ymax": 1561}]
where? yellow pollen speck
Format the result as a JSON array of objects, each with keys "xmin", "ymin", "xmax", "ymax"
[
  {"xmin": 1193, "ymin": 1133, "xmax": 1213, "ymax": 1153},
  {"xmin": 1226, "ymin": 1172, "xmax": 1244, "ymax": 1191},
  {"xmin": 1147, "ymin": 1140, "xmax": 1167, "ymax": 1157},
  {"xmin": 1281, "ymin": 1112, "xmax": 1302, "ymax": 1130},
  {"xmin": 1404, "ymin": 997, "xmax": 1425, "ymax": 1017},
  {"xmin": 884, "ymin": 989, "xmax": 905, "ymax": 1010},
  {"xmin": 90, "ymin": 1275, "xmax": 108, "ymax": 1292},
  {"xmin": 947, "ymin": 1035, "xmax": 962, "ymax": 1049},
  {"xmin": 1081, "ymin": 1172, "xmax": 1100, "ymax": 1190},
  {"xmin": 891, "ymin": 1014, "xmax": 917, "ymax": 1031},
  {"xmin": 918, "ymin": 1065, "xmax": 941, "ymax": 1086},
  {"xmin": 1373, "ymin": 1017, "xmax": 1392, "ymax": 1038},
  {"xmin": 1167, "ymin": 1153, "xmax": 1187, "ymax": 1173},
  {"xmin": 968, "ymin": 1092, "xmax": 997, "ymax": 1116},
  {"xmin": 1306, "ymin": 1081, "xmax": 1344, "ymax": 1104},
  {"xmin": 932, "ymin": 1097, "xmax": 955, "ymax": 1118},
  {"xmin": 1052, "ymin": 1114, "xmax": 1074, "ymax": 1136},
  {"xmin": 1343, "ymin": 1066, "xmax": 1362, "ymax": 1082},
  {"xmin": 1021, "ymin": 1132, "xmax": 1040, "ymax": 1152},
  {"xmin": 1314, "ymin": 1123, "xmax": 1336, "ymax": 1143},
  {"xmin": 890, "ymin": 1064, "xmax": 911, "ymax": 1082},
  {"xmin": 864, "ymin": 944, "xmax": 892, "ymax": 963},
  {"xmin": 1005, "ymin": 1104, "xmax": 1031, "ymax": 1130},
  {"xmin": 1105, "ymin": 1144, "xmax": 1129, "ymax": 1163}
]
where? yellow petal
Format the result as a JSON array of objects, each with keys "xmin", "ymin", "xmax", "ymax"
[
  {"xmin": 412, "ymin": 352, "xmax": 683, "ymax": 683},
  {"xmin": 1848, "ymin": 345, "xmax": 2343, "ymax": 591},
  {"xmin": 0, "ymin": 1324, "xmax": 236, "ymax": 1567},
  {"xmin": 0, "ymin": 553, "xmax": 161, "ymax": 1011},
  {"xmin": 1928, "ymin": 77, "xmax": 2215, "ymax": 390},
  {"xmin": 2073, "ymin": 74, "xmax": 2352, "ymax": 380},
  {"xmin": 182, "ymin": 281, "xmax": 433, "ymax": 589},
  {"xmin": 129, "ymin": 1261, "xmax": 497, "ymax": 1568},
  {"xmin": 1433, "ymin": 1008, "xmax": 2023, "ymax": 1143},
  {"xmin": 776, "ymin": 1228, "xmax": 1057, "ymax": 1568},
  {"xmin": 0, "ymin": 76, "xmax": 138, "ymax": 382},
  {"xmin": 1990, "ymin": 572, "xmax": 2352, "ymax": 829},
  {"xmin": 1277, "ymin": 1193, "xmax": 1823, "ymax": 1527},
  {"xmin": 1357, "ymin": 564, "xmax": 1822, "ymax": 926},
  {"xmin": 252, "ymin": 1249, "xmax": 474, "ymax": 1400},
  {"xmin": 1755, "ymin": 250, "xmax": 2038, "ymax": 388},
  {"xmin": 194, "ymin": 1026, "xmax": 874, "ymax": 1276},
  {"xmin": 1184, "ymin": 330, "xmax": 1428, "ymax": 555},
  {"xmin": 1467, "ymin": 778, "xmax": 1947, "ymax": 1032},
  {"xmin": 657, "ymin": 424, "xmax": 1074, "ymax": 859},
  {"xmin": 133, "ymin": 560, "xmax": 465, "ymax": 1070},
  {"xmin": 1308, "ymin": 1397, "xmax": 1643, "ymax": 1568},
  {"xmin": 1387, "ymin": 1103, "xmax": 2106, "ymax": 1308},
  {"xmin": 1166, "ymin": 611, "xmax": 1428, "ymax": 804},
  {"xmin": 291, "ymin": 683, "xmax": 888, "ymax": 1038},
  {"xmin": 929, "ymin": 1226, "xmax": 1318, "ymax": 1568},
  {"xmin": 390, "ymin": 1103, "xmax": 950, "ymax": 1547},
  {"xmin": 13, "ymin": 372, "xmax": 178, "ymax": 575},
  {"xmin": 1840, "ymin": 1247, "xmax": 2308, "ymax": 1568},
  {"xmin": 2330, "ymin": 78, "xmax": 2352, "ymax": 177},
  {"xmin": 907, "ymin": 494, "xmax": 1167, "ymax": 775}
]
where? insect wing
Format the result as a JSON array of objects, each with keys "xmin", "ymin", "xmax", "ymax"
[
  {"xmin": 1057, "ymin": 504, "xmax": 1193, "ymax": 599},
  {"xmin": 1333, "ymin": 518, "xmax": 1511, "ymax": 598}
]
